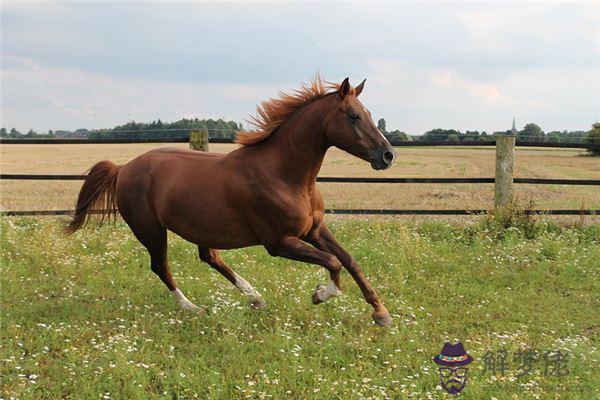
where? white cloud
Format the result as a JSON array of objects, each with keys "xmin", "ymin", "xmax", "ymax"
[
  {"xmin": 1, "ymin": 2, "xmax": 599, "ymax": 134},
  {"xmin": 365, "ymin": 58, "xmax": 516, "ymax": 106},
  {"xmin": 362, "ymin": 58, "xmax": 598, "ymax": 134},
  {"xmin": 428, "ymin": 68, "xmax": 513, "ymax": 105},
  {"xmin": 457, "ymin": 10, "xmax": 515, "ymax": 56},
  {"xmin": 1, "ymin": 55, "xmax": 281, "ymax": 131},
  {"xmin": 4, "ymin": 53, "xmax": 597, "ymax": 135}
]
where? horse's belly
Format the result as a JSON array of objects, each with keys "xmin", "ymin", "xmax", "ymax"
[
  {"xmin": 172, "ymin": 223, "xmax": 259, "ymax": 249},
  {"xmin": 161, "ymin": 203, "xmax": 259, "ymax": 249}
]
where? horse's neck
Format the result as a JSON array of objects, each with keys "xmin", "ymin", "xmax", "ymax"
[{"xmin": 260, "ymin": 103, "xmax": 329, "ymax": 186}]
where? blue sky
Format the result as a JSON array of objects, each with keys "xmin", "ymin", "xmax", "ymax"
[{"xmin": 2, "ymin": 2, "xmax": 599, "ymax": 134}]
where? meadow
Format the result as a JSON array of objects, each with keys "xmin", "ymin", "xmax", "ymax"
[
  {"xmin": 1, "ymin": 217, "xmax": 599, "ymax": 399},
  {"xmin": 1, "ymin": 143, "xmax": 599, "ymax": 214}
]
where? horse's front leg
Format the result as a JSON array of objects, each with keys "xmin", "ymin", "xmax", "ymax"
[
  {"xmin": 305, "ymin": 224, "xmax": 392, "ymax": 327},
  {"xmin": 265, "ymin": 237, "xmax": 342, "ymax": 303}
]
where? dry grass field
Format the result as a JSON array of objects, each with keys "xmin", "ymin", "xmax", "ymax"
[{"xmin": 1, "ymin": 143, "xmax": 599, "ymax": 215}]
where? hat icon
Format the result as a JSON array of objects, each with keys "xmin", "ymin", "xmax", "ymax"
[{"xmin": 433, "ymin": 342, "xmax": 473, "ymax": 367}]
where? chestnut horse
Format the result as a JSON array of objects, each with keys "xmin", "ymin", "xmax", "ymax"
[{"xmin": 67, "ymin": 77, "xmax": 396, "ymax": 326}]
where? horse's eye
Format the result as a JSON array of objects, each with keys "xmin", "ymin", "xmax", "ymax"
[{"xmin": 350, "ymin": 114, "xmax": 360, "ymax": 121}]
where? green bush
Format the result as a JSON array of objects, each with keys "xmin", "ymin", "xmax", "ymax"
[
  {"xmin": 586, "ymin": 122, "xmax": 600, "ymax": 156},
  {"xmin": 480, "ymin": 198, "xmax": 541, "ymax": 240}
]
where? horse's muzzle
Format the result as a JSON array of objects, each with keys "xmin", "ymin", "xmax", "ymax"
[{"xmin": 370, "ymin": 147, "xmax": 396, "ymax": 170}]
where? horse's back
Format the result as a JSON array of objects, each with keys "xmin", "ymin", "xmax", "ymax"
[
  {"xmin": 117, "ymin": 147, "xmax": 224, "ymax": 188},
  {"xmin": 116, "ymin": 147, "xmax": 260, "ymax": 248},
  {"xmin": 149, "ymin": 147, "xmax": 224, "ymax": 158},
  {"xmin": 120, "ymin": 147, "xmax": 226, "ymax": 176}
]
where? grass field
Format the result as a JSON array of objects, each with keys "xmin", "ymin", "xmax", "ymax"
[
  {"xmin": 1, "ymin": 144, "xmax": 599, "ymax": 214},
  {"xmin": 1, "ymin": 217, "xmax": 599, "ymax": 399}
]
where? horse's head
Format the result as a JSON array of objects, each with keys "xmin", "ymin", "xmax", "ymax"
[{"xmin": 323, "ymin": 78, "xmax": 396, "ymax": 170}]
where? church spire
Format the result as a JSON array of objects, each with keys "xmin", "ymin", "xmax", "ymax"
[{"xmin": 511, "ymin": 117, "xmax": 517, "ymax": 135}]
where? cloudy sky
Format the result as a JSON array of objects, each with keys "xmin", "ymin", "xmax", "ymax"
[{"xmin": 2, "ymin": 1, "xmax": 599, "ymax": 134}]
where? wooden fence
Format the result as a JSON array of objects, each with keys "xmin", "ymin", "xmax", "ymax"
[{"xmin": 1, "ymin": 136, "xmax": 599, "ymax": 216}]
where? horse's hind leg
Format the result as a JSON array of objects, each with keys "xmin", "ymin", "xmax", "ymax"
[
  {"xmin": 117, "ymin": 168, "xmax": 199, "ymax": 312},
  {"xmin": 198, "ymin": 247, "xmax": 265, "ymax": 309},
  {"xmin": 122, "ymin": 213, "xmax": 200, "ymax": 312},
  {"xmin": 145, "ymin": 229, "xmax": 200, "ymax": 312}
]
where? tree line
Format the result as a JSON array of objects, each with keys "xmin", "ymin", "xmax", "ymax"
[
  {"xmin": 0, "ymin": 118, "xmax": 242, "ymax": 140},
  {"xmin": 376, "ymin": 118, "xmax": 592, "ymax": 145},
  {"xmin": 2, "ymin": 118, "xmax": 598, "ymax": 155}
]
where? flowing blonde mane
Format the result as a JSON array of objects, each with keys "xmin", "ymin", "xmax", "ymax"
[{"xmin": 236, "ymin": 76, "xmax": 346, "ymax": 146}]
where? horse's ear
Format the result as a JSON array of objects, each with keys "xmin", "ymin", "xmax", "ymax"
[
  {"xmin": 355, "ymin": 79, "xmax": 366, "ymax": 97},
  {"xmin": 339, "ymin": 77, "xmax": 351, "ymax": 99}
]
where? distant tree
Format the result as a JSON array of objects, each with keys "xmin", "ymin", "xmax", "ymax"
[
  {"xmin": 478, "ymin": 131, "xmax": 494, "ymax": 142},
  {"xmin": 463, "ymin": 130, "xmax": 480, "ymax": 143},
  {"xmin": 559, "ymin": 130, "xmax": 587, "ymax": 144},
  {"xmin": 546, "ymin": 131, "xmax": 561, "ymax": 143},
  {"xmin": 85, "ymin": 117, "xmax": 242, "ymax": 140},
  {"xmin": 447, "ymin": 134, "xmax": 459, "ymax": 144},
  {"xmin": 423, "ymin": 128, "xmax": 461, "ymax": 142},
  {"xmin": 586, "ymin": 122, "xmax": 600, "ymax": 156},
  {"xmin": 519, "ymin": 123, "xmax": 545, "ymax": 143},
  {"xmin": 377, "ymin": 118, "xmax": 387, "ymax": 133},
  {"xmin": 73, "ymin": 129, "xmax": 89, "ymax": 138},
  {"xmin": 385, "ymin": 129, "xmax": 410, "ymax": 142},
  {"xmin": 0, "ymin": 128, "xmax": 6, "ymax": 137},
  {"xmin": 10, "ymin": 128, "xmax": 20, "ymax": 136}
]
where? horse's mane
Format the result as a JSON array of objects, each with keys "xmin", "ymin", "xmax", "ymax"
[{"xmin": 236, "ymin": 75, "xmax": 347, "ymax": 146}]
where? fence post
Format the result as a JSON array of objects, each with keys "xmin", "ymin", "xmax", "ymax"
[
  {"xmin": 495, "ymin": 135, "xmax": 515, "ymax": 207},
  {"xmin": 189, "ymin": 130, "xmax": 209, "ymax": 152}
]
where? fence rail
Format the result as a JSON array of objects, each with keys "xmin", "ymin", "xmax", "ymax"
[
  {"xmin": 2, "ymin": 174, "xmax": 600, "ymax": 186},
  {"xmin": 2, "ymin": 209, "xmax": 598, "ymax": 217},
  {"xmin": 1, "ymin": 136, "xmax": 598, "ymax": 217}
]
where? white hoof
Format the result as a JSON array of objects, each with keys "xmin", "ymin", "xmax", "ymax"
[
  {"xmin": 172, "ymin": 288, "xmax": 201, "ymax": 312},
  {"xmin": 234, "ymin": 273, "xmax": 265, "ymax": 309},
  {"xmin": 179, "ymin": 301, "xmax": 201, "ymax": 312},
  {"xmin": 312, "ymin": 280, "xmax": 340, "ymax": 304}
]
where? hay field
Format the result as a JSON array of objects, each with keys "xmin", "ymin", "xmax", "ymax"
[{"xmin": 1, "ymin": 143, "xmax": 599, "ymax": 213}]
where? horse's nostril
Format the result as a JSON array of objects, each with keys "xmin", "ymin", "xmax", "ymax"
[{"xmin": 383, "ymin": 150, "xmax": 394, "ymax": 163}]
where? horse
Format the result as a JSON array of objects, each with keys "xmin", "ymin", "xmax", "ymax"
[{"xmin": 66, "ymin": 76, "xmax": 397, "ymax": 326}]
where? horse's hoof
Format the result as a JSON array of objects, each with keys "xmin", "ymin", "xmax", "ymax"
[
  {"xmin": 312, "ymin": 293, "xmax": 325, "ymax": 305},
  {"xmin": 311, "ymin": 284, "xmax": 327, "ymax": 305},
  {"xmin": 251, "ymin": 298, "xmax": 266, "ymax": 309},
  {"xmin": 179, "ymin": 301, "xmax": 201, "ymax": 313},
  {"xmin": 372, "ymin": 311, "xmax": 393, "ymax": 327},
  {"xmin": 182, "ymin": 304, "xmax": 203, "ymax": 314}
]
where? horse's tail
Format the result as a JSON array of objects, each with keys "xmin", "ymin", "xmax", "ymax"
[{"xmin": 65, "ymin": 160, "xmax": 121, "ymax": 235}]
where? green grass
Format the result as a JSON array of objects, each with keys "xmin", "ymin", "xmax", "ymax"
[{"xmin": 1, "ymin": 218, "xmax": 599, "ymax": 399}]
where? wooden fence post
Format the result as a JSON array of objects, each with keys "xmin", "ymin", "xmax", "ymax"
[
  {"xmin": 189, "ymin": 130, "xmax": 209, "ymax": 152},
  {"xmin": 495, "ymin": 135, "xmax": 515, "ymax": 207}
]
